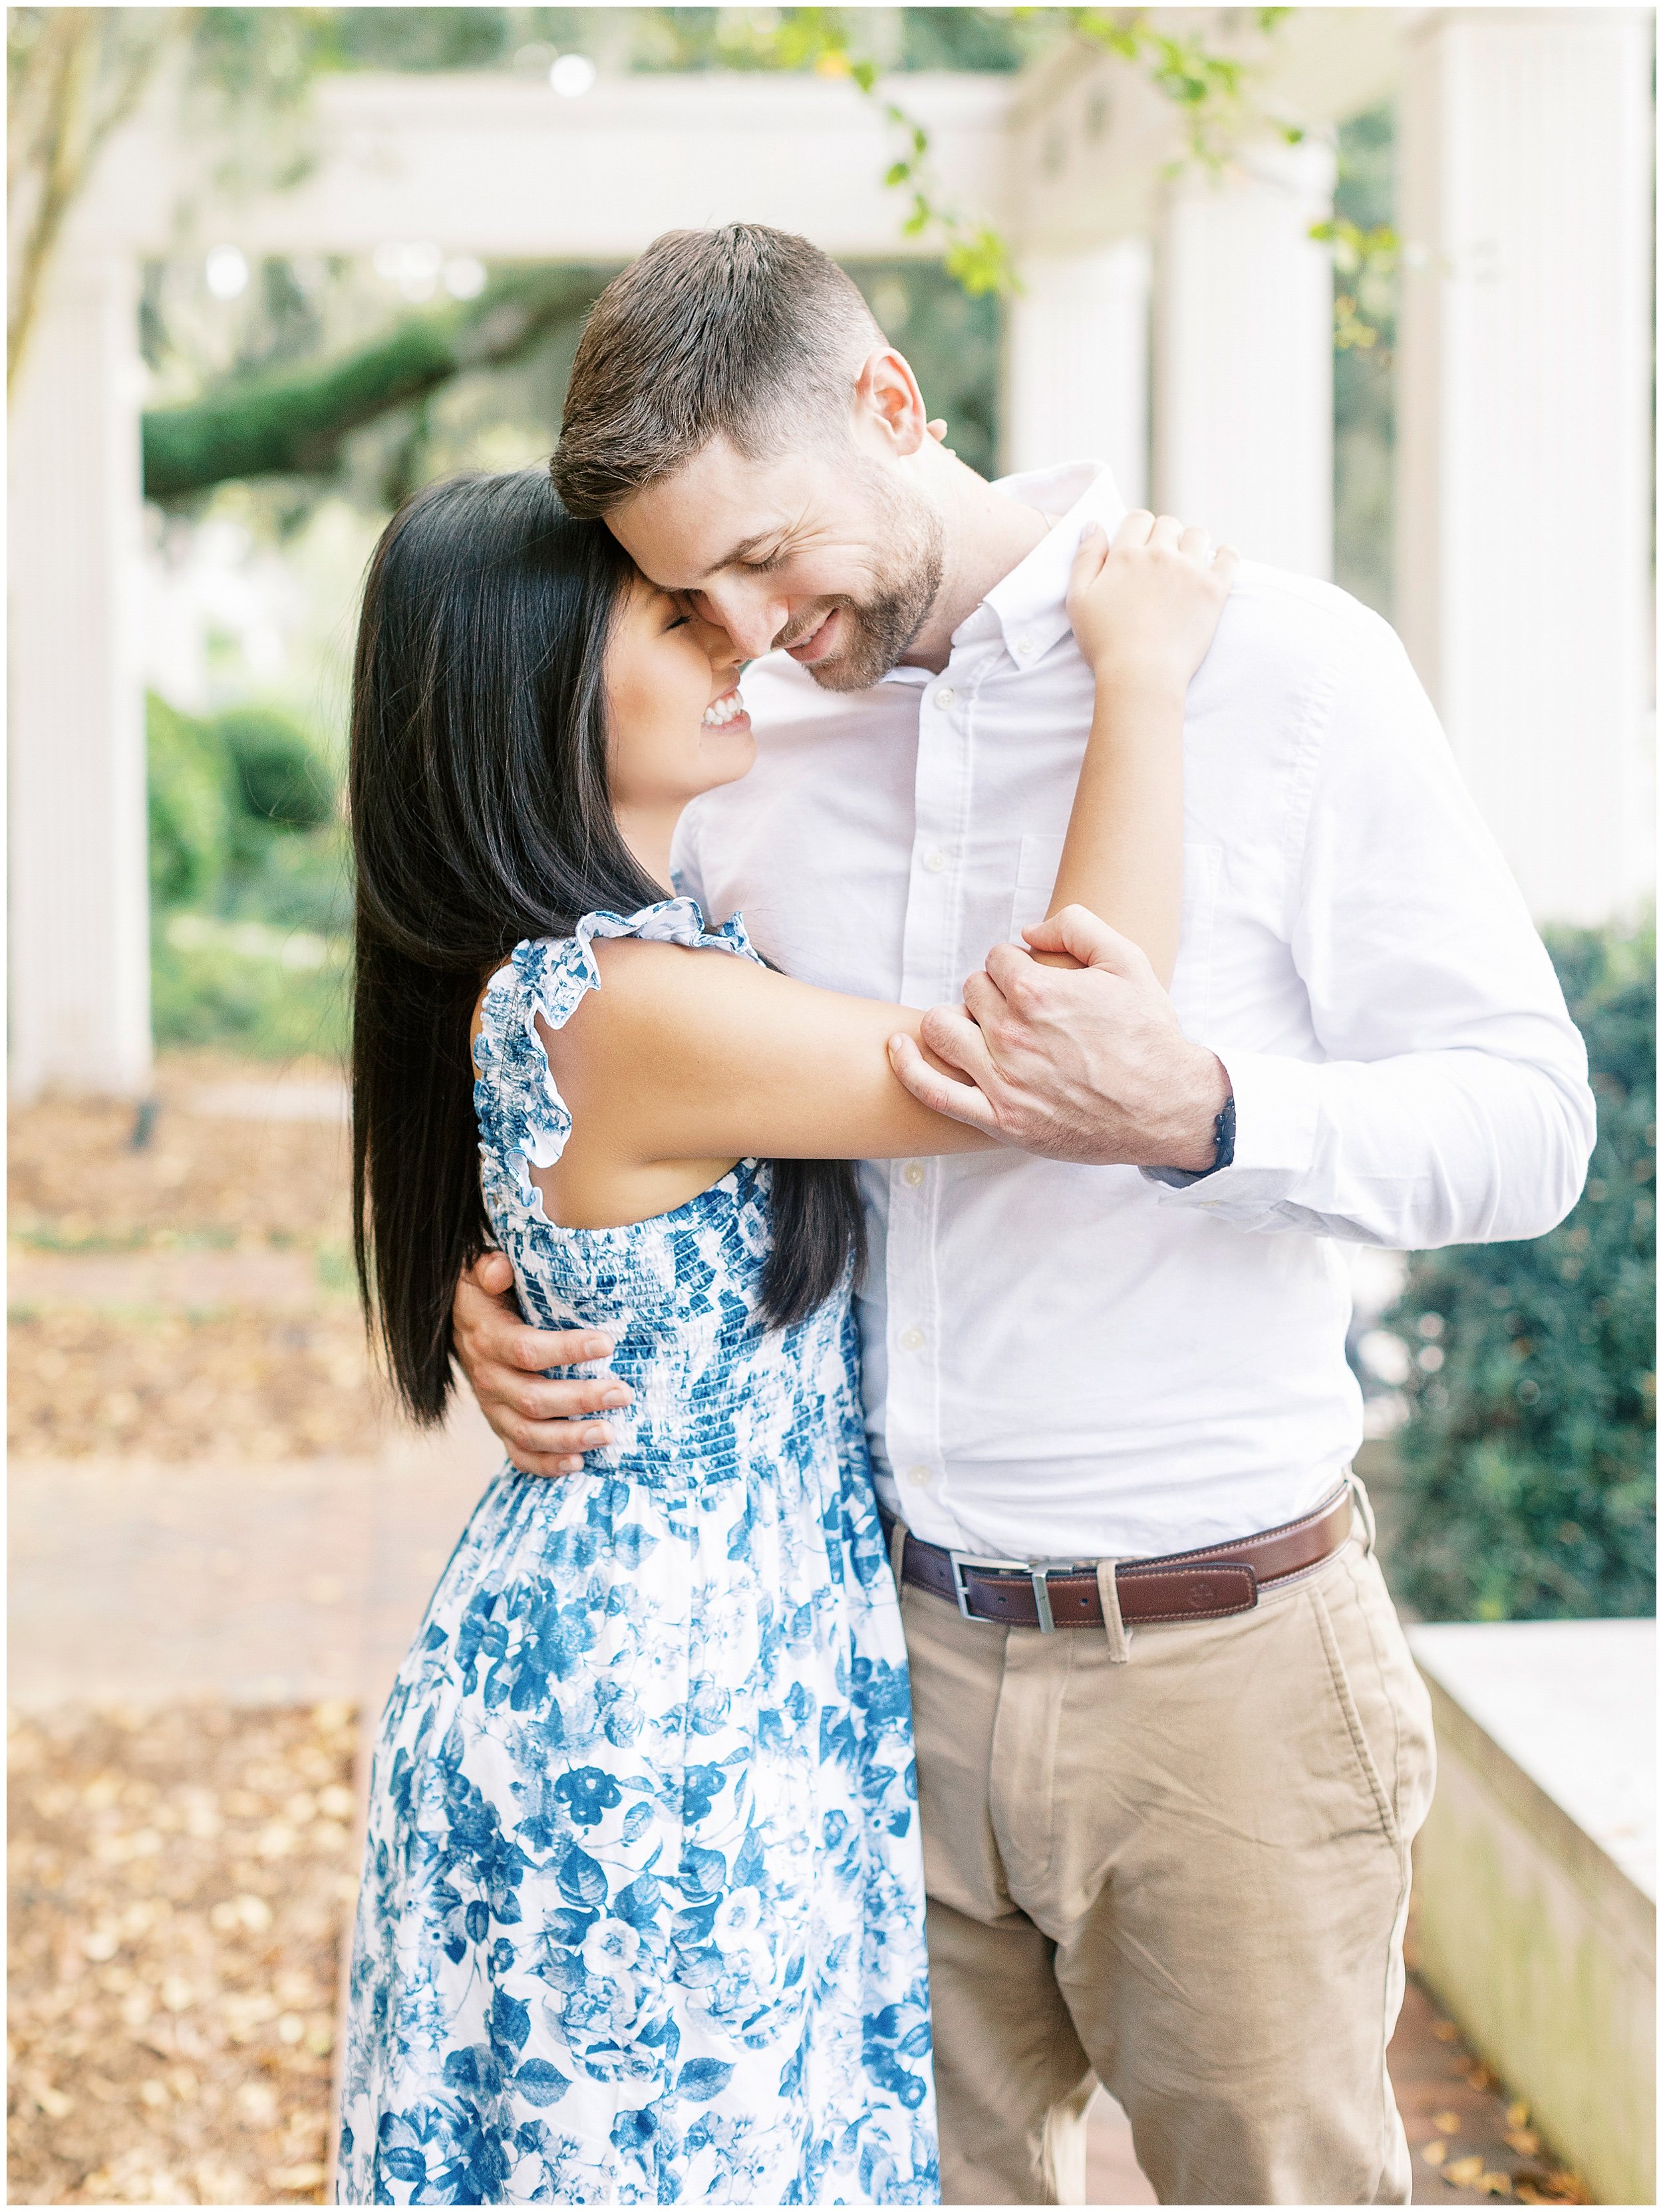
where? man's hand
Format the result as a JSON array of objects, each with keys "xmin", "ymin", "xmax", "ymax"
[
  {"xmin": 887, "ymin": 904, "xmax": 1230, "ymax": 1168},
  {"xmin": 454, "ymin": 1252, "xmax": 633, "ymax": 1476}
]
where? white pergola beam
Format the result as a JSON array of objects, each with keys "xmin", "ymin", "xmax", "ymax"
[{"xmin": 96, "ymin": 71, "xmax": 1015, "ymax": 260}]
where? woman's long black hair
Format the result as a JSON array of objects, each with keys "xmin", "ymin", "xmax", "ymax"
[{"xmin": 350, "ymin": 468, "xmax": 863, "ymax": 1423}]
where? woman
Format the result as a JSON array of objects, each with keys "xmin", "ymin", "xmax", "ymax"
[{"xmin": 337, "ymin": 468, "xmax": 1233, "ymax": 2206}]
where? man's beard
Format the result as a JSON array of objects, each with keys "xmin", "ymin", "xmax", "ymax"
[{"xmin": 792, "ymin": 476, "xmax": 946, "ymax": 694}]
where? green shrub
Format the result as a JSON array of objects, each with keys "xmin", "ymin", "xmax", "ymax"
[
  {"xmin": 1381, "ymin": 919, "xmax": 1656, "ymax": 1620},
  {"xmin": 146, "ymin": 692, "xmax": 233, "ymax": 908},
  {"xmin": 147, "ymin": 690, "xmax": 351, "ymax": 1058},
  {"xmin": 221, "ymin": 823, "xmax": 353, "ymax": 936},
  {"xmin": 151, "ymin": 918, "xmax": 349, "ymax": 1059}
]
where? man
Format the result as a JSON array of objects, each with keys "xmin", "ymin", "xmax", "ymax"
[{"xmin": 452, "ymin": 226, "xmax": 1594, "ymax": 2204}]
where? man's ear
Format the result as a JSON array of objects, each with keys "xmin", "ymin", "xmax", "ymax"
[{"xmin": 851, "ymin": 347, "xmax": 929, "ymax": 458}]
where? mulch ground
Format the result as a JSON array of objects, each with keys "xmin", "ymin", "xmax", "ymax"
[
  {"xmin": 1395, "ymin": 1975, "xmax": 1590, "ymax": 2205},
  {"xmin": 7, "ymin": 1701, "xmax": 358, "ymax": 2207},
  {"xmin": 8, "ymin": 1054, "xmax": 386, "ymax": 1464}
]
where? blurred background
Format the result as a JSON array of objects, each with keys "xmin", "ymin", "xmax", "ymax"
[{"xmin": 7, "ymin": 7, "xmax": 1654, "ymax": 2205}]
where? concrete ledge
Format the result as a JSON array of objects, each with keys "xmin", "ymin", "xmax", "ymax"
[{"xmin": 1409, "ymin": 1621, "xmax": 1655, "ymax": 2207}]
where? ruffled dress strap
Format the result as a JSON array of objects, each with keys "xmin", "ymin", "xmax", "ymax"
[{"xmin": 472, "ymin": 896, "xmax": 761, "ymax": 1228}]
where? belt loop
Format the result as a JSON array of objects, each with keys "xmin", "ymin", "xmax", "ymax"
[
  {"xmin": 1094, "ymin": 1560, "xmax": 1133, "ymax": 1664},
  {"xmin": 889, "ymin": 1514, "xmax": 910, "ymax": 1599},
  {"xmin": 1346, "ymin": 1466, "xmax": 1378, "ymax": 1557}
]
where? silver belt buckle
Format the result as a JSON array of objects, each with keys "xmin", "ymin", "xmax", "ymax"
[{"xmin": 949, "ymin": 1552, "xmax": 1080, "ymax": 1633}]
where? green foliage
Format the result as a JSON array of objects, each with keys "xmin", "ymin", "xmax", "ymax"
[
  {"xmin": 147, "ymin": 691, "xmax": 352, "ymax": 1055},
  {"xmin": 1380, "ymin": 921, "xmax": 1656, "ymax": 1623},
  {"xmin": 151, "ymin": 923, "xmax": 350, "ymax": 1059},
  {"xmin": 1062, "ymin": 7, "xmax": 1277, "ymax": 166},
  {"xmin": 146, "ymin": 692, "xmax": 235, "ymax": 909},
  {"xmin": 1332, "ymin": 102, "xmax": 1396, "ymax": 620},
  {"xmin": 218, "ymin": 706, "xmax": 336, "ymax": 833}
]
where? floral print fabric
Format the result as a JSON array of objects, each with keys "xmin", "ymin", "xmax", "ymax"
[{"xmin": 337, "ymin": 900, "xmax": 938, "ymax": 2205}]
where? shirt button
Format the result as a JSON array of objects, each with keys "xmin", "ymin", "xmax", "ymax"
[
  {"xmin": 923, "ymin": 849, "xmax": 949, "ymax": 874},
  {"xmin": 1014, "ymin": 635, "xmax": 1035, "ymax": 656},
  {"xmin": 933, "ymin": 686, "xmax": 956, "ymax": 710},
  {"xmin": 899, "ymin": 1326, "xmax": 925, "ymax": 1353},
  {"xmin": 902, "ymin": 1161, "xmax": 925, "ymax": 1187},
  {"xmin": 907, "ymin": 1464, "xmax": 933, "ymax": 1489}
]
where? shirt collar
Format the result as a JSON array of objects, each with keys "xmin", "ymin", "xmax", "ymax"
[
  {"xmin": 977, "ymin": 460, "xmax": 1127, "ymax": 670},
  {"xmin": 878, "ymin": 460, "xmax": 1128, "ymax": 686}
]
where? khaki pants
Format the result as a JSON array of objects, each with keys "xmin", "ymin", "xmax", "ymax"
[{"xmin": 901, "ymin": 1503, "xmax": 1436, "ymax": 2207}]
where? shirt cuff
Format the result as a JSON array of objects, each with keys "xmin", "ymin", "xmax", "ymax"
[{"xmin": 1139, "ymin": 1047, "xmax": 1324, "ymax": 1206}]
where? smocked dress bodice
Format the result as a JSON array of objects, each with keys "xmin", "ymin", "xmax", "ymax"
[{"xmin": 469, "ymin": 900, "xmax": 853, "ymax": 1484}]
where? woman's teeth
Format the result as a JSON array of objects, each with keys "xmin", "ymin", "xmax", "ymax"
[{"xmin": 701, "ymin": 688, "xmax": 744, "ymax": 729}]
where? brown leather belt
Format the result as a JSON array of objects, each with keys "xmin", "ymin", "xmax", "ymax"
[{"xmin": 882, "ymin": 1483, "xmax": 1354, "ymax": 1631}]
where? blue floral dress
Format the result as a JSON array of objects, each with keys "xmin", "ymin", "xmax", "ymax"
[{"xmin": 337, "ymin": 899, "xmax": 938, "ymax": 2207}]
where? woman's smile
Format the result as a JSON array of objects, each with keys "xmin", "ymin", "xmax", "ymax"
[{"xmin": 701, "ymin": 684, "xmax": 750, "ymax": 733}]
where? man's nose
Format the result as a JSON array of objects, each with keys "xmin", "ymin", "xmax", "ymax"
[{"xmin": 692, "ymin": 585, "xmax": 786, "ymax": 660}]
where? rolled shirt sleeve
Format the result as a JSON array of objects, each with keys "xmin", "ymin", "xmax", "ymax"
[{"xmin": 1146, "ymin": 611, "xmax": 1596, "ymax": 1247}]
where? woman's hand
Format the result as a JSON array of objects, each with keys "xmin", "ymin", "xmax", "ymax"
[{"xmin": 1066, "ymin": 509, "xmax": 1238, "ymax": 694}]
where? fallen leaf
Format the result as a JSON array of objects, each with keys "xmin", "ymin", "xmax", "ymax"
[
  {"xmin": 1422, "ymin": 2140, "xmax": 1447, "ymax": 2167},
  {"xmin": 1479, "ymin": 2175, "xmax": 1509, "ymax": 2199},
  {"xmin": 1444, "ymin": 2154, "xmax": 1486, "ymax": 2187},
  {"xmin": 1431, "ymin": 2110, "xmax": 1462, "ymax": 2136},
  {"xmin": 1505, "ymin": 2127, "xmax": 1540, "ymax": 2156},
  {"xmin": 269, "ymin": 2161, "xmax": 328, "ymax": 2190},
  {"xmin": 1432, "ymin": 2018, "xmax": 1460, "ymax": 2042},
  {"xmin": 1507, "ymin": 2101, "xmax": 1530, "ymax": 2128}
]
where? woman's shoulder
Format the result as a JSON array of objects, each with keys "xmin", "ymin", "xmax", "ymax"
[{"xmin": 474, "ymin": 898, "xmax": 761, "ymax": 1059}]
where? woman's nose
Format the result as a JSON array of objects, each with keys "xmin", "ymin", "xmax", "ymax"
[{"xmin": 692, "ymin": 612, "xmax": 744, "ymax": 671}]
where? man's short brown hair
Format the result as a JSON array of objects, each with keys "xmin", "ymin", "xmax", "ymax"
[{"xmin": 551, "ymin": 225, "xmax": 883, "ymax": 518}]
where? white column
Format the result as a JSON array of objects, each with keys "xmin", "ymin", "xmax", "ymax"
[
  {"xmin": 1004, "ymin": 240, "xmax": 1150, "ymax": 503},
  {"xmin": 9, "ymin": 247, "xmax": 153, "ymax": 1098},
  {"xmin": 1396, "ymin": 9, "xmax": 1654, "ymax": 926},
  {"xmin": 1155, "ymin": 137, "xmax": 1336, "ymax": 575}
]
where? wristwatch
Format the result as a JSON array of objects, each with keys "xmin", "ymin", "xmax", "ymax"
[
  {"xmin": 1143, "ymin": 1090, "xmax": 1235, "ymax": 1189},
  {"xmin": 1206, "ymin": 1092, "xmax": 1237, "ymax": 1176}
]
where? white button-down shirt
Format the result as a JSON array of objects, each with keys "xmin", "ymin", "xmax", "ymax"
[{"xmin": 673, "ymin": 462, "xmax": 1595, "ymax": 1560}]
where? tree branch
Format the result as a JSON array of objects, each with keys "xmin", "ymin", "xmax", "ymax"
[{"xmin": 141, "ymin": 265, "xmax": 603, "ymax": 501}]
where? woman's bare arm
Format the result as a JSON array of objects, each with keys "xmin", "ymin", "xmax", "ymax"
[{"xmin": 1036, "ymin": 510, "xmax": 1235, "ymax": 981}]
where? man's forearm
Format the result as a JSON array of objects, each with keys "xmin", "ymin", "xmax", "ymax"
[{"xmin": 1144, "ymin": 1045, "xmax": 1596, "ymax": 1247}]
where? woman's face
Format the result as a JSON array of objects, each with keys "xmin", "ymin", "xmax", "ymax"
[{"xmin": 604, "ymin": 571, "xmax": 755, "ymax": 815}]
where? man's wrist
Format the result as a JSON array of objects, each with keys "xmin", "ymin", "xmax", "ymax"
[{"xmin": 1155, "ymin": 1048, "xmax": 1233, "ymax": 1172}]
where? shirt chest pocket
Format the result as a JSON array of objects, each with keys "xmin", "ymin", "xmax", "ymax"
[{"xmin": 1007, "ymin": 832, "xmax": 1222, "ymax": 1032}]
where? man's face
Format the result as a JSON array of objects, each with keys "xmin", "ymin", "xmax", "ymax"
[{"xmin": 606, "ymin": 435, "xmax": 944, "ymax": 693}]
